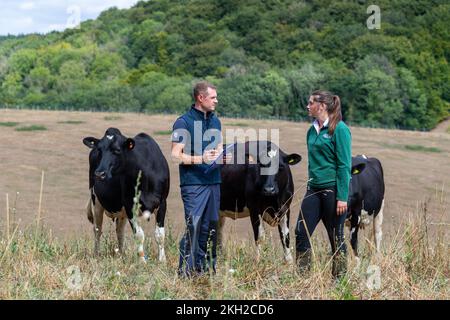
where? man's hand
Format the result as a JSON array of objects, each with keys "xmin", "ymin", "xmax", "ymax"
[
  {"xmin": 202, "ymin": 149, "xmax": 219, "ymax": 164},
  {"xmin": 336, "ymin": 201, "xmax": 348, "ymax": 216}
]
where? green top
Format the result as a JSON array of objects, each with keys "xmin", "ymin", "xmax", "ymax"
[{"xmin": 306, "ymin": 120, "xmax": 352, "ymax": 201}]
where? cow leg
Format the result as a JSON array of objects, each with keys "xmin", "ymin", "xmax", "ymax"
[
  {"xmin": 155, "ymin": 199, "xmax": 167, "ymax": 262},
  {"xmin": 115, "ymin": 214, "xmax": 127, "ymax": 254},
  {"xmin": 92, "ymin": 197, "xmax": 104, "ymax": 256},
  {"xmin": 128, "ymin": 216, "xmax": 146, "ymax": 263},
  {"xmin": 250, "ymin": 212, "xmax": 263, "ymax": 261},
  {"xmin": 135, "ymin": 219, "xmax": 146, "ymax": 263},
  {"xmin": 124, "ymin": 198, "xmax": 147, "ymax": 263},
  {"xmin": 349, "ymin": 209, "xmax": 361, "ymax": 268},
  {"xmin": 258, "ymin": 215, "xmax": 266, "ymax": 241},
  {"xmin": 277, "ymin": 212, "xmax": 293, "ymax": 263},
  {"xmin": 86, "ymin": 192, "xmax": 94, "ymax": 224},
  {"xmin": 373, "ymin": 200, "xmax": 384, "ymax": 253},
  {"xmin": 349, "ymin": 209, "xmax": 360, "ymax": 257},
  {"xmin": 217, "ymin": 214, "xmax": 226, "ymax": 250}
]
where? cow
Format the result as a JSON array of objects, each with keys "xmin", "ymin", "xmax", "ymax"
[
  {"xmin": 347, "ymin": 155, "xmax": 385, "ymax": 258},
  {"xmin": 83, "ymin": 128, "xmax": 170, "ymax": 262},
  {"xmin": 219, "ymin": 141, "xmax": 302, "ymax": 262}
]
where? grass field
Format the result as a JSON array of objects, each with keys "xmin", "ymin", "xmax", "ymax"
[
  {"xmin": 0, "ymin": 109, "xmax": 448, "ymax": 299},
  {"xmin": 0, "ymin": 208, "xmax": 447, "ymax": 299}
]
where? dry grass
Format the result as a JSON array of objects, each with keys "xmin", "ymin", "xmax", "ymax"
[{"xmin": 0, "ymin": 200, "xmax": 448, "ymax": 300}]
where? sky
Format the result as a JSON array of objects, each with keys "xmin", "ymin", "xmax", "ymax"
[{"xmin": 0, "ymin": 0, "xmax": 139, "ymax": 36}]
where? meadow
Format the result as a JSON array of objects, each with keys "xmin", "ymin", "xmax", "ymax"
[{"xmin": 0, "ymin": 109, "xmax": 448, "ymax": 299}]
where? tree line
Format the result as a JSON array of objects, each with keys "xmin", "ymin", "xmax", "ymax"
[{"xmin": 0, "ymin": 0, "xmax": 448, "ymax": 130}]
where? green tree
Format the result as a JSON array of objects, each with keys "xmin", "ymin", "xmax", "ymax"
[
  {"xmin": 8, "ymin": 49, "xmax": 37, "ymax": 76},
  {"xmin": 25, "ymin": 66, "xmax": 53, "ymax": 93}
]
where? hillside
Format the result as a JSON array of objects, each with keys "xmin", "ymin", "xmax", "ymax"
[{"xmin": 0, "ymin": 0, "xmax": 449, "ymax": 130}]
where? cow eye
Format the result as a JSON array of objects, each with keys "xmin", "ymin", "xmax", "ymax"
[{"xmin": 113, "ymin": 149, "xmax": 121, "ymax": 155}]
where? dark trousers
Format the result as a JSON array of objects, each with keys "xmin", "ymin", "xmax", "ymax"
[
  {"xmin": 295, "ymin": 186, "xmax": 347, "ymax": 256},
  {"xmin": 178, "ymin": 184, "xmax": 220, "ymax": 277}
]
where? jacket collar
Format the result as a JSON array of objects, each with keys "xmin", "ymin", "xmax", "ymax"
[
  {"xmin": 190, "ymin": 104, "xmax": 214, "ymax": 120},
  {"xmin": 313, "ymin": 117, "xmax": 329, "ymax": 134}
]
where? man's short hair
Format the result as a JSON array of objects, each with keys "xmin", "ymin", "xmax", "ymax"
[{"xmin": 193, "ymin": 81, "xmax": 216, "ymax": 100}]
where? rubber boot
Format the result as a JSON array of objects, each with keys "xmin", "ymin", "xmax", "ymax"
[{"xmin": 332, "ymin": 252, "xmax": 348, "ymax": 279}]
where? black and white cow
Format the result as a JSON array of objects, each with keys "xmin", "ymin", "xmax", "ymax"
[
  {"xmin": 347, "ymin": 155, "xmax": 385, "ymax": 258},
  {"xmin": 83, "ymin": 128, "xmax": 170, "ymax": 262},
  {"xmin": 219, "ymin": 141, "xmax": 302, "ymax": 262}
]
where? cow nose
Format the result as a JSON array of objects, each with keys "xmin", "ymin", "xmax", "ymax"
[
  {"xmin": 264, "ymin": 186, "xmax": 276, "ymax": 194},
  {"xmin": 95, "ymin": 171, "xmax": 106, "ymax": 180}
]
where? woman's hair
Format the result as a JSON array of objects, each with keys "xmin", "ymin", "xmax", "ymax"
[{"xmin": 311, "ymin": 90, "xmax": 342, "ymax": 135}]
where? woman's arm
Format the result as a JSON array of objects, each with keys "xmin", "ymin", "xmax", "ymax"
[{"xmin": 335, "ymin": 123, "xmax": 352, "ymax": 203}]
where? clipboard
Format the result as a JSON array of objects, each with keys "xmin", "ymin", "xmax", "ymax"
[{"xmin": 204, "ymin": 143, "xmax": 234, "ymax": 174}]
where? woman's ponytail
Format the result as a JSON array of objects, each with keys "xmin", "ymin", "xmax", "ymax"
[{"xmin": 328, "ymin": 95, "xmax": 342, "ymax": 135}]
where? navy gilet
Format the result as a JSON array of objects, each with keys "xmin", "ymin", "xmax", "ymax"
[{"xmin": 172, "ymin": 105, "xmax": 222, "ymax": 186}]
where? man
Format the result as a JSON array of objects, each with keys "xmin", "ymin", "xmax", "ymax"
[{"xmin": 171, "ymin": 81, "xmax": 229, "ymax": 277}]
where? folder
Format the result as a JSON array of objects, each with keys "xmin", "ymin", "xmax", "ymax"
[{"xmin": 203, "ymin": 143, "xmax": 235, "ymax": 174}]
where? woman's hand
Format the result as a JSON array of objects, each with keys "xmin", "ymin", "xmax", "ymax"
[{"xmin": 336, "ymin": 201, "xmax": 348, "ymax": 215}]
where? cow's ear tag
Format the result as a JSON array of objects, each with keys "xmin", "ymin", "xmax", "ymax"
[
  {"xmin": 289, "ymin": 159, "xmax": 295, "ymax": 164},
  {"xmin": 351, "ymin": 163, "xmax": 365, "ymax": 175}
]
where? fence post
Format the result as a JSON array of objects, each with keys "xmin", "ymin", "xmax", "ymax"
[
  {"xmin": 37, "ymin": 171, "xmax": 45, "ymax": 229},
  {"xmin": 6, "ymin": 193, "xmax": 10, "ymax": 240}
]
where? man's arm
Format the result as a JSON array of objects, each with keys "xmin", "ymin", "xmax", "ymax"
[
  {"xmin": 171, "ymin": 142, "xmax": 217, "ymax": 165},
  {"xmin": 171, "ymin": 142, "xmax": 201, "ymax": 165},
  {"xmin": 171, "ymin": 117, "xmax": 204, "ymax": 165}
]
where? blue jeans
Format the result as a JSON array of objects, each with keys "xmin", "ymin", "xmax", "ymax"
[{"xmin": 178, "ymin": 184, "xmax": 220, "ymax": 277}]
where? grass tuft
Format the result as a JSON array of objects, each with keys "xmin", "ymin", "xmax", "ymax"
[
  {"xmin": 226, "ymin": 122, "xmax": 250, "ymax": 127},
  {"xmin": 381, "ymin": 143, "xmax": 442, "ymax": 153},
  {"xmin": 153, "ymin": 130, "xmax": 172, "ymax": 136},
  {"xmin": 404, "ymin": 145, "xmax": 442, "ymax": 153},
  {"xmin": 58, "ymin": 120, "xmax": 85, "ymax": 125},
  {"xmin": 15, "ymin": 125, "xmax": 47, "ymax": 132},
  {"xmin": 0, "ymin": 122, "xmax": 19, "ymax": 127},
  {"xmin": 104, "ymin": 116, "xmax": 123, "ymax": 121}
]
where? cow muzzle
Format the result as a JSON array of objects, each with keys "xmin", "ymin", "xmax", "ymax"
[
  {"xmin": 95, "ymin": 171, "xmax": 106, "ymax": 180},
  {"xmin": 263, "ymin": 186, "xmax": 278, "ymax": 196}
]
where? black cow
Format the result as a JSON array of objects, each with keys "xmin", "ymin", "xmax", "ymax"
[
  {"xmin": 347, "ymin": 155, "xmax": 385, "ymax": 258},
  {"xmin": 83, "ymin": 128, "xmax": 170, "ymax": 262},
  {"xmin": 219, "ymin": 141, "xmax": 302, "ymax": 262}
]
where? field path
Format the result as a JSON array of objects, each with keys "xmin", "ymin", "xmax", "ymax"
[{"xmin": 432, "ymin": 117, "xmax": 450, "ymax": 133}]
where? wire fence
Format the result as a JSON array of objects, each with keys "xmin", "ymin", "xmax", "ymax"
[{"xmin": 0, "ymin": 104, "xmax": 437, "ymax": 132}]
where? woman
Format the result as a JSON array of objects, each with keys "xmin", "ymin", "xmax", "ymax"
[{"xmin": 295, "ymin": 90, "xmax": 352, "ymax": 278}]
